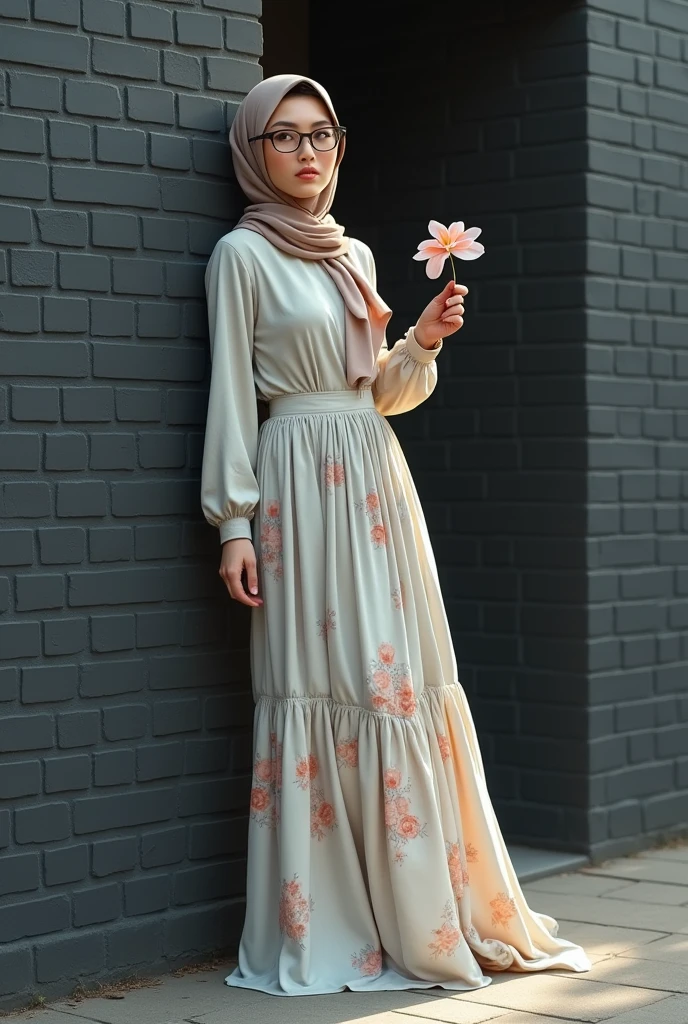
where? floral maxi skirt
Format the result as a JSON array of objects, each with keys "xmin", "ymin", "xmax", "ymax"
[{"xmin": 227, "ymin": 388, "xmax": 590, "ymax": 996}]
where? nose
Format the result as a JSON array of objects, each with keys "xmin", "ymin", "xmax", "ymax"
[{"xmin": 297, "ymin": 135, "xmax": 316, "ymax": 155}]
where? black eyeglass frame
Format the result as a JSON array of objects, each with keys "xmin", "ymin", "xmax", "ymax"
[{"xmin": 248, "ymin": 125, "xmax": 347, "ymax": 151}]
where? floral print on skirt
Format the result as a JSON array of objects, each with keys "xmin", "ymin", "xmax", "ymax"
[{"xmin": 226, "ymin": 390, "xmax": 591, "ymax": 996}]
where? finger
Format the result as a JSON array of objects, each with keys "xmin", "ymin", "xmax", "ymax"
[
  {"xmin": 246, "ymin": 560, "xmax": 260, "ymax": 597},
  {"xmin": 227, "ymin": 569, "xmax": 262, "ymax": 606}
]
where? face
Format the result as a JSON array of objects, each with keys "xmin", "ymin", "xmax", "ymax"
[{"xmin": 262, "ymin": 93, "xmax": 341, "ymax": 206}]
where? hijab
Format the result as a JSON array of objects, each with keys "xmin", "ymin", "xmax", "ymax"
[{"xmin": 228, "ymin": 73, "xmax": 393, "ymax": 389}]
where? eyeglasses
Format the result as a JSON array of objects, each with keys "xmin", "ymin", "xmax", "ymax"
[{"xmin": 248, "ymin": 125, "xmax": 347, "ymax": 153}]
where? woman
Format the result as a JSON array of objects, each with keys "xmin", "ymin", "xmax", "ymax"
[{"xmin": 200, "ymin": 73, "xmax": 590, "ymax": 997}]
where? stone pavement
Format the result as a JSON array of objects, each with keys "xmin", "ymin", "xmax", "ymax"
[{"xmin": 6, "ymin": 841, "xmax": 688, "ymax": 1024}]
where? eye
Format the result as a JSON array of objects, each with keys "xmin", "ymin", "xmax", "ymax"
[{"xmin": 274, "ymin": 131, "xmax": 295, "ymax": 142}]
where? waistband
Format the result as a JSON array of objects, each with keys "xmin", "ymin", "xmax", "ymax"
[{"xmin": 268, "ymin": 388, "xmax": 375, "ymax": 417}]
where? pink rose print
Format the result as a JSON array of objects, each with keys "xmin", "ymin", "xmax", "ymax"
[
  {"xmin": 354, "ymin": 488, "xmax": 387, "ymax": 548},
  {"xmin": 490, "ymin": 891, "xmax": 517, "ymax": 928},
  {"xmin": 249, "ymin": 731, "xmax": 283, "ymax": 829},
  {"xmin": 466, "ymin": 841, "xmax": 479, "ymax": 863},
  {"xmin": 382, "ymin": 765, "xmax": 428, "ymax": 864},
  {"xmin": 317, "ymin": 607, "xmax": 336, "ymax": 638},
  {"xmin": 428, "ymin": 898, "xmax": 462, "ymax": 959},
  {"xmin": 351, "ymin": 943, "xmax": 382, "ymax": 976},
  {"xmin": 367, "ymin": 642, "xmax": 416, "ymax": 717},
  {"xmin": 279, "ymin": 874, "xmax": 314, "ymax": 949},
  {"xmin": 260, "ymin": 499, "xmax": 283, "ymax": 581},
  {"xmin": 391, "ymin": 578, "xmax": 406, "ymax": 609},
  {"xmin": 335, "ymin": 737, "xmax": 358, "ymax": 769},
  {"xmin": 324, "ymin": 454, "xmax": 346, "ymax": 491},
  {"xmin": 294, "ymin": 752, "xmax": 337, "ymax": 842},
  {"xmin": 446, "ymin": 839, "xmax": 470, "ymax": 900},
  {"xmin": 437, "ymin": 733, "xmax": 451, "ymax": 762}
]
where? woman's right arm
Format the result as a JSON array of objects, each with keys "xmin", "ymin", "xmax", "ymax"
[{"xmin": 200, "ymin": 239, "xmax": 263, "ymax": 606}]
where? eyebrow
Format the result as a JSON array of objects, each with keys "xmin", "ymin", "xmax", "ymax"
[{"xmin": 267, "ymin": 119, "xmax": 333, "ymax": 128}]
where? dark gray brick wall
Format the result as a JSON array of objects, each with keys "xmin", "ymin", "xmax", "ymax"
[
  {"xmin": 313, "ymin": 0, "xmax": 687, "ymax": 862},
  {"xmin": 583, "ymin": 0, "xmax": 688, "ymax": 856},
  {"xmin": 0, "ymin": 0, "xmax": 260, "ymax": 1010}
]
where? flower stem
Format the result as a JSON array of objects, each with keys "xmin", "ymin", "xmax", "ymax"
[{"xmin": 449, "ymin": 253, "xmax": 456, "ymax": 284}]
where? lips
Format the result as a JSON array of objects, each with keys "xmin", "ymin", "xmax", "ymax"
[{"xmin": 297, "ymin": 170, "xmax": 319, "ymax": 178}]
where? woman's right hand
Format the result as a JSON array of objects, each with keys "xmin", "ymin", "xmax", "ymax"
[{"xmin": 219, "ymin": 538, "xmax": 263, "ymax": 607}]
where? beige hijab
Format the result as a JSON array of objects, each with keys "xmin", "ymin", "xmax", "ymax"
[{"xmin": 229, "ymin": 74, "xmax": 393, "ymax": 389}]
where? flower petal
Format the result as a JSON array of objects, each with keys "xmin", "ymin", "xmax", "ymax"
[
  {"xmin": 412, "ymin": 251, "xmax": 431, "ymax": 261},
  {"xmin": 454, "ymin": 242, "xmax": 485, "ymax": 260},
  {"xmin": 447, "ymin": 221, "xmax": 465, "ymax": 241},
  {"xmin": 418, "ymin": 240, "xmax": 450, "ymax": 255},
  {"xmin": 428, "ymin": 220, "xmax": 450, "ymax": 245},
  {"xmin": 463, "ymin": 226, "xmax": 482, "ymax": 240},
  {"xmin": 425, "ymin": 254, "xmax": 447, "ymax": 278}
]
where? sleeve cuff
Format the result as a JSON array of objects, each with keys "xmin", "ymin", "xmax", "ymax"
[
  {"xmin": 405, "ymin": 324, "xmax": 443, "ymax": 363},
  {"xmin": 219, "ymin": 517, "xmax": 254, "ymax": 544}
]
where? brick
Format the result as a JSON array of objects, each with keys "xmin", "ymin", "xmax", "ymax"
[
  {"xmin": 56, "ymin": 481, "xmax": 108, "ymax": 517},
  {"xmin": 65, "ymin": 79, "xmax": 122, "ymax": 119},
  {"xmin": 92, "ymin": 38, "xmax": 158, "ymax": 80},
  {"xmin": 126, "ymin": 85, "xmax": 175, "ymax": 124},
  {"xmin": 92, "ymin": 836, "xmax": 138, "ymax": 876},
  {"xmin": 163, "ymin": 50, "xmax": 201, "ymax": 90},
  {"xmin": 91, "ymin": 211, "xmax": 138, "ymax": 249},
  {"xmin": 112, "ymin": 258, "xmax": 164, "ymax": 295},
  {"xmin": 15, "ymin": 573, "xmax": 64, "ymax": 611},
  {"xmin": 142, "ymin": 217, "xmax": 186, "ymax": 252},
  {"xmin": 91, "ymin": 298, "xmax": 135, "ymax": 336},
  {"xmin": 73, "ymin": 788, "xmax": 175, "ymax": 833},
  {"xmin": 22, "ymin": 664, "xmax": 77, "ymax": 703},
  {"xmin": 140, "ymin": 825, "xmax": 185, "ymax": 868},
  {"xmin": 80, "ymin": 657, "xmax": 145, "ymax": 697},
  {"xmin": 57, "ymin": 710, "xmax": 100, "ymax": 748},
  {"xmin": 91, "ymin": 612, "xmax": 136, "ymax": 651},
  {"xmin": 0, "ymin": 159, "xmax": 48, "ymax": 200},
  {"xmin": 0, "ymin": 25, "xmax": 89, "ymax": 72},
  {"xmin": 206, "ymin": 53, "xmax": 261, "ymax": 92},
  {"xmin": 0, "ymin": 203, "xmax": 32, "ymax": 242},
  {"xmin": 150, "ymin": 132, "xmax": 190, "ymax": 170},
  {"xmin": 82, "ymin": 0, "xmax": 126, "ymax": 36},
  {"xmin": 0, "ymin": 852, "xmax": 40, "ymax": 896},
  {"xmin": 96, "ymin": 125, "xmax": 146, "ymax": 165},
  {"xmin": 0, "ymin": 895, "xmax": 69, "ymax": 943},
  {"xmin": 0, "ymin": 529, "xmax": 34, "ymax": 565},
  {"xmin": 0, "ymin": 760, "xmax": 41, "ymax": 798},
  {"xmin": 175, "ymin": 11, "xmax": 223, "ymax": 48},
  {"xmin": 44, "ymin": 433, "xmax": 89, "ymax": 471},
  {"xmin": 0, "ymin": 433, "xmax": 39, "ymax": 470},
  {"xmin": 130, "ymin": 3, "xmax": 173, "ymax": 42},
  {"xmin": 68, "ymin": 567, "xmax": 165, "ymax": 605},
  {"xmin": 34, "ymin": 0, "xmax": 79, "ymax": 24},
  {"xmin": 103, "ymin": 703, "xmax": 147, "ymax": 740},
  {"xmin": 0, "ymin": 620, "xmax": 42, "ymax": 659},
  {"xmin": 0, "ymin": 0, "xmax": 29, "ymax": 17},
  {"xmin": 115, "ymin": 387, "xmax": 163, "ymax": 420},
  {"xmin": 35, "ymin": 932, "xmax": 105, "ymax": 982},
  {"xmin": 52, "ymin": 165, "xmax": 159, "ymax": 208},
  {"xmin": 88, "ymin": 526, "xmax": 134, "ymax": 562},
  {"xmin": 124, "ymin": 874, "xmax": 169, "ymax": 915},
  {"xmin": 15, "ymin": 802, "xmax": 70, "ymax": 843},
  {"xmin": 38, "ymin": 526, "xmax": 86, "ymax": 564},
  {"xmin": 59, "ymin": 252, "xmax": 110, "ymax": 292},
  {"xmin": 44, "ymin": 755, "xmax": 90, "ymax": 794},
  {"xmin": 73, "ymin": 883, "xmax": 120, "ymax": 926},
  {"xmin": 10, "ymin": 249, "xmax": 54, "ymax": 287},
  {"xmin": 0, "ymin": 112, "xmax": 45, "ymax": 154},
  {"xmin": 94, "ymin": 748, "xmax": 135, "ymax": 785},
  {"xmin": 0, "ymin": 950, "xmax": 33, "ymax": 997},
  {"xmin": 8, "ymin": 70, "xmax": 60, "ymax": 111},
  {"xmin": 178, "ymin": 94, "xmax": 224, "ymax": 132},
  {"xmin": 44, "ymin": 617, "xmax": 87, "ymax": 656},
  {"xmin": 137, "ymin": 741, "xmax": 183, "ymax": 781},
  {"xmin": 43, "ymin": 296, "xmax": 89, "ymax": 333},
  {"xmin": 37, "ymin": 208, "xmax": 88, "ymax": 246}
]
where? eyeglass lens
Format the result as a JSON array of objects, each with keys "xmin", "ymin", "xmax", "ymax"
[{"xmin": 271, "ymin": 128, "xmax": 341, "ymax": 153}]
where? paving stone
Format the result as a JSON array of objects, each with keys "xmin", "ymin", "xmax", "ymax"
[
  {"xmin": 442, "ymin": 972, "xmax": 667, "ymax": 1022},
  {"xmin": 582, "ymin": 857, "xmax": 688, "ymax": 887},
  {"xmin": 522, "ymin": 873, "xmax": 633, "ymax": 897},
  {"xmin": 618, "ymin": 933, "xmax": 688, "ymax": 966},
  {"xmin": 550, "ymin": 919, "xmax": 672, "ymax": 957},
  {"xmin": 602, "ymin": 881, "xmax": 688, "ymax": 906},
  {"xmin": 526, "ymin": 892, "xmax": 688, "ymax": 934}
]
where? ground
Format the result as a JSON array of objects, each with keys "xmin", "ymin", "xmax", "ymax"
[{"xmin": 5, "ymin": 837, "xmax": 688, "ymax": 1024}]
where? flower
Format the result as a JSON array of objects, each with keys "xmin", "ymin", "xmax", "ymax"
[{"xmin": 413, "ymin": 220, "xmax": 484, "ymax": 280}]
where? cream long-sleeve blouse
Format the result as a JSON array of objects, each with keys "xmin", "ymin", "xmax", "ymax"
[{"xmin": 200, "ymin": 228, "xmax": 443, "ymax": 545}]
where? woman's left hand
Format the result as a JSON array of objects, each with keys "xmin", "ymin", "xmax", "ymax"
[{"xmin": 414, "ymin": 280, "xmax": 468, "ymax": 349}]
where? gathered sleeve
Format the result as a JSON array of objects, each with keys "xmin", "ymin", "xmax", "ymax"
[
  {"xmin": 200, "ymin": 239, "xmax": 260, "ymax": 545},
  {"xmin": 363, "ymin": 243, "xmax": 443, "ymax": 417}
]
